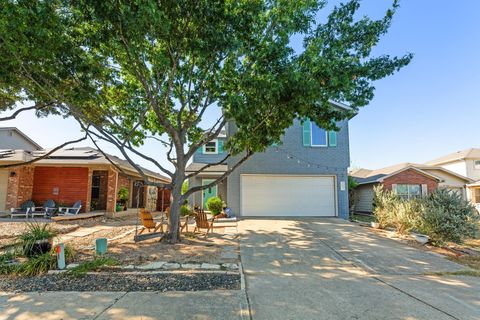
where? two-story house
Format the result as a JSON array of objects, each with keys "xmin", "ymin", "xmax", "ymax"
[
  {"xmin": 425, "ymin": 148, "xmax": 480, "ymax": 210},
  {"xmin": 186, "ymin": 102, "xmax": 352, "ymax": 219}
]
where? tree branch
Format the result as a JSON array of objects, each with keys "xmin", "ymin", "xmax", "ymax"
[
  {"xmin": 185, "ymin": 153, "xmax": 231, "ymax": 179},
  {"xmin": 0, "ymin": 105, "xmax": 47, "ymax": 122},
  {"xmin": 0, "ymin": 134, "xmax": 88, "ymax": 168}
]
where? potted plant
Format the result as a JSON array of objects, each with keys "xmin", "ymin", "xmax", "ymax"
[
  {"xmin": 412, "ymin": 232, "xmax": 430, "ymax": 245},
  {"xmin": 117, "ymin": 187, "xmax": 129, "ymax": 211},
  {"xmin": 19, "ymin": 223, "xmax": 57, "ymax": 257},
  {"xmin": 206, "ymin": 197, "xmax": 225, "ymax": 218}
]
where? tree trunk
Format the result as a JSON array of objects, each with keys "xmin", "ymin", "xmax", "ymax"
[{"xmin": 168, "ymin": 171, "xmax": 185, "ymax": 243}]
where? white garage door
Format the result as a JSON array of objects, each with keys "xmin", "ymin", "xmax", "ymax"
[
  {"xmin": 0, "ymin": 170, "xmax": 8, "ymax": 212},
  {"xmin": 241, "ymin": 175, "xmax": 336, "ymax": 217}
]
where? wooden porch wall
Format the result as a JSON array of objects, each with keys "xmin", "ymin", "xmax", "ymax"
[{"xmin": 32, "ymin": 167, "xmax": 89, "ymax": 211}]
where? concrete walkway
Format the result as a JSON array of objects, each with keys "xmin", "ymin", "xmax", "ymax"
[
  {"xmin": 2, "ymin": 218, "xmax": 479, "ymax": 319},
  {"xmin": 239, "ymin": 218, "xmax": 480, "ymax": 320}
]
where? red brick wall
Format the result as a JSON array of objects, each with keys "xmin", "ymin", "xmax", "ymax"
[
  {"xmin": 106, "ymin": 169, "xmax": 118, "ymax": 213},
  {"xmin": 382, "ymin": 169, "xmax": 438, "ymax": 193},
  {"xmin": 116, "ymin": 173, "xmax": 132, "ymax": 206},
  {"xmin": 5, "ymin": 166, "xmax": 34, "ymax": 209},
  {"xmin": 32, "ymin": 167, "xmax": 89, "ymax": 211}
]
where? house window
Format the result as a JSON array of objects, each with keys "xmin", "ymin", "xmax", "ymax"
[
  {"xmin": 474, "ymin": 160, "xmax": 480, "ymax": 169},
  {"xmin": 203, "ymin": 140, "xmax": 218, "ymax": 154},
  {"xmin": 475, "ymin": 189, "xmax": 480, "ymax": 204},
  {"xmin": 393, "ymin": 184, "xmax": 422, "ymax": 200},
  {"xmin": 311, "ymin": 123, "xmax": 327, "ymax": 147}
]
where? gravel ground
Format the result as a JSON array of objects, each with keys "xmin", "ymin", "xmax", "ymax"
[{"xmin": 0, "ymin": 272, "xmax": 240, "ymax": 292}]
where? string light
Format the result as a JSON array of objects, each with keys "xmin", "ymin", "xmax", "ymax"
[{"xmin": 274, "ymin": 146, "xmax": 346, "ymax": 173}]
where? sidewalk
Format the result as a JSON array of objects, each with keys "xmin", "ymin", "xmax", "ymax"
[{"xmin": 0, "ymin": 290, "xmax": 250, "ymax": 320}]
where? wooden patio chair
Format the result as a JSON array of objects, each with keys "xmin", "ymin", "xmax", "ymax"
[
  {"xmin": 58, "ymin": 200, "xmax": 82, "ymax": 215},
  {"xmin": 10, "ymin": 200, "xmax": 35, "ymax": 219},
  {"xmin": 138, "ymin": 209, "xmax": 164, "ymax": 234},
  {"xmin": 194, "ymin": 209, "xmax": 214, "ymax": 238}
]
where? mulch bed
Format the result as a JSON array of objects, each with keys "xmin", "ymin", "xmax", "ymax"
[{"xmin": 0, "ymin": 272, "xmax": 240, "ymax": 292}]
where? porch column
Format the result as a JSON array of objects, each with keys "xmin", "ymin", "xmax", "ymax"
[
  {"xmin": 5, "ymin": 166, "xmax": 34, "ymax": 210},
  {"xmin": 106, "ymin": 169, "xmax": 118, "ymax": 213},
  {"xmin": 85, "ymin": 168, "xmax": 93, "ymax": 213}
]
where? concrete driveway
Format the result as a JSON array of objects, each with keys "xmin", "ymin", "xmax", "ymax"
[{"xmin": 239, "ymin": 218, "xmax": 480, "ymax": 320}]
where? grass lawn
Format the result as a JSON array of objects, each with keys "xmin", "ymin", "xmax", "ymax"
[{"xmin": 350, "ymin": 213, "xmax": 375, "ymax": 223}]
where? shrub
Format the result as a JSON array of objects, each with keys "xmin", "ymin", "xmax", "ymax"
[
  {"xmin": 19, "ymin": 252, "xmax": 56, "ymax": 276},
  {"xmin": 67, "ymin": 257, "xmax": 118, "ymax": 277},
  {"xmin": 180, "ymin": 205, "xmax": 193, "ymax": 217},
  {"xmin": 18, "ymin": 223, "xmax": 57, "ymax": 256},
  {"xmin": 206, "ymin": 197, "xmax": 223, "ymax": 216},
  {"xmin": 373, "ymin": 185, "xmax": 421, "ymax": 234},
  {"xmin": 419, "ymin": 189, "xmax": 478, "ymax": 244},
  {"xmin": 117, "ymin": 187, "xmax": 129, "ymax": 204}
]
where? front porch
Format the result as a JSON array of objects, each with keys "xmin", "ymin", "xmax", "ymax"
[
  {"xmin": 186, "ymin": 163, "xmax": 228, "ymax": 209},
  {"xmin": 4, "ymin": 165, "xmax": 169, "ymax": 215}
]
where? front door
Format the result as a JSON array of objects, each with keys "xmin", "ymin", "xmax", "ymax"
[
  {"xmin": 202, "ymin": 179, "xmax": 217, "ymax": 209},
  {"xmin": 0, "ymin": 170, "xmax": 8, "ymax": 212}
]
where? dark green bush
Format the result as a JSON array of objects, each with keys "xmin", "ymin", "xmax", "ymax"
[
  {"xmin": 206, "ymin": 197, "xmax": 223, "ymax": 216},
  {"xmin": 419, "ymin": 189, "xmax": 478, "ymax": 244}
]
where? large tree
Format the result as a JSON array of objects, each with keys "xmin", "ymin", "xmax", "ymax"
[{"xmin": 0, "ymin": 0, "xmax": 411, "ymax": 242}]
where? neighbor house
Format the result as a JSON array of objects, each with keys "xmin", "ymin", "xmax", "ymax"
[
  {"xmin": 0, "ymin": 127, "xmax": 42, "ymax": 151},
  {"xmin": 350, "ymin": 163, "xmax": 472, "ymax": 213},
  {"xmin": 0, "ymin": 147, "xmax": 171, "ymax": 214},
  {"xmin": 425, "ymin": 148, "xmax": 480, "ymax": 211},
  {"xmin": 186, "ymin": 101, "xmax": 352, "ymax": 219}
]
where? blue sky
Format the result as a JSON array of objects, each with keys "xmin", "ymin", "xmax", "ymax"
[{"xmin": 2, "ymin": 0, "xmax": 480, "ymax": 173}]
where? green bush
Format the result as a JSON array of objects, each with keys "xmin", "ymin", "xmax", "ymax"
[
  {"xmin": 206, "ymin": 197, "xmax": 223, "ymax": 216},
  {"xmin": 180, "ymin": 205, "xmax": 193, "ymax": 217},
  {"xmin": 18, "ymin": 223, "xmax": 57, "ymax": 256},
  {"xmin": 373, "ymin": 185, "xmax": 422, "ymax": 234},
  {"xmin": 117, "ymin": 187, "xmax": 129, "ymax": 204},
  {"xmin": 419, "ymin": 189, "xmax": 478, "ymax": 244}
]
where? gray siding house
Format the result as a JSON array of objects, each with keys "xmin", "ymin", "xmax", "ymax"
[{"xmin": 187, "ymin": 109, "xmax": 351, "ymax": 219}]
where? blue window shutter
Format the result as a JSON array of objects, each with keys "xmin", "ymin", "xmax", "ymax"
[
  {"xmin": 328, "ymin": 131, "xmax": 337, "ymax": 147},
  {"xmin": 302, "ymin": 120, "xmax": 311, "ymax": 147},
  {"xmin": 196, "ymin": 147, "xmax": 203, "ymax": 154},
  {"xmin": 218, "ymin": 140, "xmax": 224, "ymax": 153}
]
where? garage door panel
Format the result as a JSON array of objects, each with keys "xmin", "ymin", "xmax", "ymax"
[{"xmin": 241, "ymin": 175, "xmax": 336, "ymax": 217}]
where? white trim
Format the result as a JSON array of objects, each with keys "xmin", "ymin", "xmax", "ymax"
[
  {"xmin": 201, "ymin": 179, "xmax": 218, "ymax": 208},
  {"xmin": 203, "ymin": 139, "xmax": 218, "ymax": 154},
  {"xmin": 310, "ymin": 123, "xmax": 328, "ymax": 147},
  {"xmin": 240, "ymin": 174, "xmax": 338, "ymax": 217}
]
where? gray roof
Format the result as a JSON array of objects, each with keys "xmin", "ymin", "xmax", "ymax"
[{"xmin": 0, "ymin": 146, "xmax": 170, "ymax": 182}]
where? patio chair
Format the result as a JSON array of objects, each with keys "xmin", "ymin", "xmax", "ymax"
[
  {"xmin": 58, "ymin": 200, "xmax": 82, "ymax": 215},
  {"xmin": 138, "ymin": 209, "xmax": 164, "ymax": 234},
  {"xmin": 194, "ymin": 209, "xmax": 214, "ymax": 238},
  {"xmin": 30, "ymin": 199, "xmax": 57, "ymax": 218},
  {"xmin": 10, "ymin": 200, "xmax": 35, "ymax": 219}
]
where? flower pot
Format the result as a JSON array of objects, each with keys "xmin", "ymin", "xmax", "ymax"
[
  {"xmin": 24, "ymin": 238, "xmax": 52, "ymax": 257},
  {"xmin": 413, "ymin": 234, "xmax": 429, "ymax": 245},
  {"xmin": 371, "ymin": 222, "xmax": 380, "ymax": 229},
  {"xmin": 115, "ymin": 204, "xmax": 123, "ymax": 212}
]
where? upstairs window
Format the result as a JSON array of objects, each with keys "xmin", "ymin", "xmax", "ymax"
[
  {"xmin": 475, "ymin": 160, "xmax": 480, "ymax": 169},
  {"xmin": 203, "ymin": 140, "xmax": 218, "ymax": 154},
  {"xmin": 311, "ymin": 123, "xmax": 328, "ymax": 147}
]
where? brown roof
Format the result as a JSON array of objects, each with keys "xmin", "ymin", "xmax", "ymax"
[
  {"xmin": 425, "ymin": 148, "xmax": 480, "ymax": 165},
  {"xmin": 350, "ymin": 162, "xmax": 471, "ymax": 185}
]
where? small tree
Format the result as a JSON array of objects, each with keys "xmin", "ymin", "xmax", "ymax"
[
  {"xmin": 0, "ymin": 0, "xmax": 412, "ymax": 242},
  {"xmin": 206, "ymin": 197, "xmax": 224, "ymax": 216},
  {"xmin": 117, "ymin": 187, "xmax": 129, "ymax": 206}
]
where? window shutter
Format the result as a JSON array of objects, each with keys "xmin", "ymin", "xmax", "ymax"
[
  {"xmin": 328, "ymin": 131, "xmax": 337, "ymax": 147},
  {"xmin": 196, "ymin": 147, "xmax": 203, "ymax": 155},
  {"xmin": 392, "ymin": 184, "xmax": 398, "ymax": 193},
  {"xmin": 421, "ymin": 184, "xmax": 428, "ymax": 196},
  {"xmin": 302, "ymin": 120, "xmax": 311, "ymax": 147},
  {"xmin": 218, "ymin": 140, "xmax": 224, "ymax": 153}
]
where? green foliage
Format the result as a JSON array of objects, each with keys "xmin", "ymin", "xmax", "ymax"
[
  {"xmin": 180, "ymin": 205, "xmax": 193, "ymax": 217},
  {"xmin": 373, "ymin": 186, "xmax": 479, "ymax": 244},
  {"xmin": 419, "ymin": 189, "xmax": 478, "ymax": 245},
  {"xmin": 67, "ymin": 257, "xmax": 118, "ymax": 277},
  {"xmin": 373, "ymin": 185, "xmax": 421, "ymax": 234},
  {"xmin": 182, "ymin": 181, "xmax": 189, "ymax": 195},
  {"xmin": 19, "ymin": 252, "xmax": 56, "ymax": 276},
  {"xmin": 206, "ymin": 196, "xmax": 224, "ymax": 216},
  {"xmin": 117, "ymin": 187, "xmax": 129, "ymax": 203},
  {"xmin": 348, "ymin": 176, "xmax": 359, "ymax": 191},
  {"xmin": 18, "ymin": 223, "xmax": 57, "ymax": 255}
]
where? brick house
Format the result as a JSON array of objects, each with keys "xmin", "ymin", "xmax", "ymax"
[
  {"xmin": 0, "ymin": 147, "xmax": 171, "ymax": 214},
  {"xmin": 350, "ymin": 163, "xmax": 472, "ymax": 213}
]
